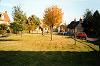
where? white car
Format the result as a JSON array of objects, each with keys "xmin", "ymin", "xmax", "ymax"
[{"xmin": 86, "ymin": 37, "xmax": 99, "ymax": 42}]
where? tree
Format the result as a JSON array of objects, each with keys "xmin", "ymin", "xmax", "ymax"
[
  {"xmin": 10, "ymin": 22, "xmax": 19, "ymax": 34},
  {"xmin": 12, "ymin": 6, "xmax": 27, "ymax": 34},
  {"xmin": 93, "ymin": 10, "xmax": 100, "ymax": 39},
  {"xmin": 82, "ymin": 9, "xmax": 94, "ymax": 36},
  {"xmin": 83, "ymin": 9, "xmax": 100, "ymax": 39},
  {"xmin": 0, "ymin": 24, "xmax": 8, "ymax": 36},
  {"xmin": 26, "ymin": 15, "xmax": 40, "ymax": 33},
  {"xmin": 43, "ymin": 5, "xmax": 63, "ymax": 40}
]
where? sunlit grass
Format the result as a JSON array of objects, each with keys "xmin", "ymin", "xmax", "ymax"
[{"xmin": 0, "ymin": 33, "xmax": 99, "ymax": 51}]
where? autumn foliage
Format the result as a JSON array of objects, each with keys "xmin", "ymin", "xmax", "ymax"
[
  {"xmin": 43, "ymin": 5, "xmax": 63, "ymax": 40},
  {"xmin": 43, "ymin": 5, "xmax": 63, "ymax": 27}
]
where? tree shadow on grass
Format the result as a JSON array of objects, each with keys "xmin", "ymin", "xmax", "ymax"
[
  {"xmin": 67, "ymin": 37, "xmax": 99, "ymax": 52},
  {"xmin": 0, "ymin": 51, "xmax": 99, "ymax": 66},
  {"xmin": 0, "ymin": 39, "xmax": 20, "ymax": 41}
]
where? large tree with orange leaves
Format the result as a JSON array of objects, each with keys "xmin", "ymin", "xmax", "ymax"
[{"xmin": 43, "ymin": 5, "xmax": 63, "ymax": 40}]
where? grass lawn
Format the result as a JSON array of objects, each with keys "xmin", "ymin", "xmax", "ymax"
[
  {"xmin": 0, "ymin": 33, "xmax": 99, "ymax": 66},
  {"xmin": 0, "ymin": 33, "xmax": 99, "ymax": 51},
  {"xmin": 0, "ymin": 51, "xmax": 99, "ymax": 66}
]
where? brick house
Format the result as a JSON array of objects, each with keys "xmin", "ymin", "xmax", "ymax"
[{"xmin": 0, "ymin": 11, "xmax": 10, "ymax": 25}]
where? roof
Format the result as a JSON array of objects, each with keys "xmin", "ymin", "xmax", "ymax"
[{"xmin": 67, "ymin": 21, "xmax": 79, "ymax": 29}]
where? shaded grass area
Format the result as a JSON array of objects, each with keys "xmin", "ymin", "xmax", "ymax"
[
  {"xmin": 0, "ymin": 39, "xmax": 20, "ymax": 41},
  {"xmin": 0, "ymin": 51, "xmax": 99, "ymax": 66},
  {"xmin": 71, "ymin": 37, "xmax": 99, "ymax": 51}
]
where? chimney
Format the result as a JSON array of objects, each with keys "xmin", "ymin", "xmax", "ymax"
[
  {"xmin": 79, "ymin": 17, "xmax": 83, "ymax": 23},
  {"xmin": 5, "ymin": 11, "xmax": 7, "ymax": 13},
  {"xmin": 74, "ymin": 18, "xmax": 76, "ymax": 22}
]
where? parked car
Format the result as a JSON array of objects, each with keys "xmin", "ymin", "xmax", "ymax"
[
  {"xmin": 86, "ymin": 38, "xmax": 99, "ymax": 42},
  {"xmin": 58, "ymin": 32, "xmax": 64, "ymax": 35},
  {"xmin": 86, "ymin": 34, "xmax": 99, "ymax": 42},
  {"xmin": 63, "ymin": 31, "xmax": 74, "ymax": 36},
  {"xmin": 76, "ymin": 32, "xmax": 87, "ymax": 39}
]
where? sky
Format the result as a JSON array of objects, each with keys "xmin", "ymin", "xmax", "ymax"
[{"xmin": 0, "ymin": 0, "xmax": 100, "ymax": 24}]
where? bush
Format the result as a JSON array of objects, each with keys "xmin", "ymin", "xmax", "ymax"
[{"xmin": 0, "ymin": 24, "xmax": 10, "ymax": 37}]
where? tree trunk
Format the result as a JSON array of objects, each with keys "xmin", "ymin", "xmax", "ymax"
[
  {"xmin": 41, "ymin": 28, "xmax": 43, "ymax": 35},
  {"xmin": 21, "ymin": 31, "xmax": 22, "ymax": 37},
  {"xmin": 50, "ymin": 25, "xmax": 53, "ymax": 40},
  {"xmin": 42, "ymin": 30, "xmax": 43, "ymax": 35},
  {"xmin": 29, "ymin": 30, "xmax": 30, "ymax": 33},
  {"xmin": 74, "ymin": 29, "xmax": 76, "ymax": 45}
]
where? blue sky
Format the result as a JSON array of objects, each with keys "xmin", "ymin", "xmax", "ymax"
[{"xmin": 0, "ymin": 0, "xmax": 100, "ymax": 24}]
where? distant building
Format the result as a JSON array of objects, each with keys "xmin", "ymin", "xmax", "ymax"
[
  {"xmin": 75, "ymin": 18, "xmax": 83, "ymax": 32},
  {"xmin": 36, "ymin": 19, "xmax": 49, "ymax": 33},
  {"xmin": 0, "ymin": 11, "xmax": 10, "ymax": 25},
  {"xmin": 67, "ymin": 18, "xmax": 83, "ymax": 33},
  {"xmin": 58, "ymin": 24, "xmax": 67, "ymax": 32}
]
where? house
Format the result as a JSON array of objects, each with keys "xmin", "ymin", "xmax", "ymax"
[
  {"xmin": 58, "ymin": 24, "xmax": 67, "ymax": 33},
  {"xmin": 35, "ymin": 19, "xmax": 49, "ymax": 33},
  {"xmin": 0, "ymin": 11, "xmax": 10, "ymax": 25},
  {"xmin": 75, "ymin": 18, "xmax": 83, "ymax": 32},
  {"xmin": 67, "ymin": 18, "xmax": 83, "ymax": 33}
]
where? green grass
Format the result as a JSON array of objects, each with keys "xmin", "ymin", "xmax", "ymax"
[
  {"xmin": 0, "ymin": 33, "xmax": 99, "ymax": 51},
  {"xmin": 0, "ymin": 34, "xmax": 99, "ymax": 66},
  {"xmin": 0, "ymin": 51, "xmax": 99, "ymax": 66}
]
